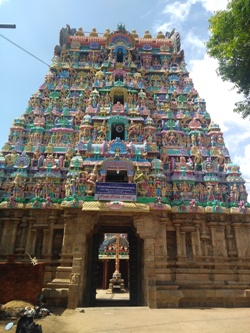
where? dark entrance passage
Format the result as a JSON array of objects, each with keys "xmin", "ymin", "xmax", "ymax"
[
  {"xmin": 106, "ymin": 170, "xmax": 128, "ymax": 183},
  {"xmin": 86, "ymin": 224, "xmax": 143, "ymax": 307}
]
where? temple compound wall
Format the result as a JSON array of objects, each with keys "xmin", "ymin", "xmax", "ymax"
[
  {"xmin": 0, "ymin": 24, "xmax": 250, "ymax": 308},
  {"xmin": 0, "ymin": 261, "xmax": 45, "ymax": 304}
]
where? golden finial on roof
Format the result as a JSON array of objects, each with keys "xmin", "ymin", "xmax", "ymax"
[
  {"xmin": 131, "ymin": 29, "xmax": 139, "ymax": 38},
  {"xmin": 76, "ymin": 27, "xmax": 84, "ymax": 36},
  {"xmin": 143, "ymin": 30, "xmax": 152, "ymax": 38},
  {"xmin": 89, "ymin": 27, "xmax": 98, "ymax": 37},
  {"xmin": 156, "ymin": 31, "xmax": 165, "ymax": 39},
  {"xmin": 103, "ymin": 28, "xmax": 110, "ymax": 38}
]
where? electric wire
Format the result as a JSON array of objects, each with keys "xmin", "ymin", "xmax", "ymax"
[{"xmin": 0, "ymin": 33, "xmax": 50, "ymax": 67}]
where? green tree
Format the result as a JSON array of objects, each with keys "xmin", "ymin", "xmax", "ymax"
[{"xmin": 206, "ymin": 0, "xmax": 250, "ymax": 118}]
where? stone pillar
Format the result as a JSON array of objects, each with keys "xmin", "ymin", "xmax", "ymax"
[
  {"xmin": 195, "ymin": 224, "xmax": 202, "ymax": 256},
  {"xmin": 31, "ymin": 229, "xmax": 37, "ymax": 254},
  {"xmin": 6, "ymin": 218, "xmax": 20, "ymax": 254},
  {"xmin": 144, "ymin": 237, "xmax": 157, "ymax": 308},
  {"xmin": 155, "ymin": 217, "xmax": 168, "ymax": 258},
  {"xmin": 180, "ymin": 231, "xmax": 186, "ymax": 257},
  {"xmin": 174, "ymin": 223, "xmax": 182, "ymax": 256},
  {"xmin": 47, "ymin": 226, "xmax": 54, "ymax": 259},
  {"xmin": 191, "ymin": 231, "xmax": 196, "ymax": 256},
  {"xmin": 60, "ymin": 213, "xmax": 75, "ymax": 266},
  {"xmin": 133, "ymin": 214, "xmax": 157, "ymax": 308},
  {"xmin": 42, "ymin": 216, "xmax": 56, "ymax": 259},
  {"xmin": 217, "ymin": 225, "xmax": 227, "ymax": 257},
  {"xmin": 0, "ymin": 219, "xmax": 11, "ymax": 254},
  {"xmin": 208, "ymin": 223, "xmax": 217, "ymax": 256},
  {"xmin": 68, "ymin": 213, "xmax": 96, "ymax": 309},
  {"xmin": 232, "ymin": 223, "xmax": 243, "ymax": 257},
  {"xmin": 42, "ymin": 228, "xmax": 50, "ymax": 256},
  {"xmin": 25, "ymin": 218, "xmax": 35, "ymax": 254}
]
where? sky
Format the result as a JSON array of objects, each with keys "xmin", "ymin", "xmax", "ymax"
[{"xmin": 0, "ymin": 0, "xmax": 249, "ymax": 192}]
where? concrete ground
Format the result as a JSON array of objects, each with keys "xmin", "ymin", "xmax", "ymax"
[
  {"xmin": 1, "ymin": 291, "xmax": 250, "ymax": 333},
  {"xmin": 38, "ymin": 306, "xmax": 250, "ymax": 333}
]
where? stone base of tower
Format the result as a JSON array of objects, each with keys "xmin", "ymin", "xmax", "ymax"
[
  {"xmin": 156, "ymin": 288, "xmax": 250, "ymax": 308},
  {"xmin": 1, "ymin": 208, "xmax": 250, "ymax": 309}
]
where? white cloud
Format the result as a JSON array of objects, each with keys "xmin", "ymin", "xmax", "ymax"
[
  {"xmin": 200, "ymin": 0, "xmax": 230, "ymax": 12},
  {"xmin": 153, "ymin": 22, "xmax": 173, "ymax": 34},
  {"xmin": 189, "ymin": 55, "xmax": 246, "ymax": 128},
  {"xmin": 163, "ymin": 0, "xmax": 197, "ymax": 21},
  {"xmin": 182, "ymin": 32, "xmax": 206, "ymax": 59},
  {"xmin": 153, "ymin": 0, "xmax": 197, "ymax": 33},
  {"xmin": 154, "ymin": 0, "xmax": 230, "ymax": 33},
  {"xmin": 185, "ymin": 32, "xmax": 205, "ymax": 50}
]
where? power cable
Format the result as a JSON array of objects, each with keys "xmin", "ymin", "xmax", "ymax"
[{"xmin": 0, "ymin": 33, "xmax": 50, "ymax": 67}]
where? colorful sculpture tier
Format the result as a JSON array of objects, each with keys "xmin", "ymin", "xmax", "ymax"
[{"xmin": 0, "ymin": 24, "xmax": 248, "ymax": 213}]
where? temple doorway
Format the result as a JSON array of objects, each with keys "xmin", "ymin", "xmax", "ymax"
[
  {"xmin": 86, "ymin": 223, "xmax": 143, "ymax": 306},
  {"xmin": 106, "ymin": 169, "xmax": 128, "ymax": 183}
]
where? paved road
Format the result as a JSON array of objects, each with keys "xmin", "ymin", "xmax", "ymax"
[
  {"xmin": 40, "ymin": 306, "xmax": 250, "ymax": 333},
  {"xmin": 1, "ymin": 291, "xmax": 250, "ymax": 333}
]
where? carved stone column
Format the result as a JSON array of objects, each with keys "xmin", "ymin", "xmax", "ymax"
[
  {"xmin": 68, "ymin": 213, "xmax": 96, "ymax": 309},
  {"xmin": 11, "ymin": 219, "xmax": 20, "ymax": 254},
  {"xmin": 60, "ymin": 212, "xmax": 75, "ymax": 266},
  {"xmin": 155, "ymin": 216, "xmax": 168, "ymax": 258},
  {"xmin": 0, "ymin": 219, "xmax": 11, "ymax": 254},
  {"xmin": 232, "ymin": 223, "xmax": 243, "ymax": 257},
  {"xmin": 25, "ymin": 218, "xmax": 36, "ymax": 254},
  {"xmin": 42, "ymin": 228, "xmax": 50, "ymax": 256},
  {"xmin": 180, "ymin": 231, "xmax": 186, "ymax": 257},
  {"xmin": 194, "ymin": 223, "xmax": 202, "ymax": 256},
  {"xmin": 208, "ymin": 223, "xmax": 218, "ymax": 256},
  {"xmin": 174, "ymin": 223, "xmax": 183, "ymax": 257},
  {"xmin": 133, "ymin": 214, "xmax": 157, "ymax": 308},
  {"xmin": 225, "ymin": 223, "xmax": 238, "ymax": 257}
]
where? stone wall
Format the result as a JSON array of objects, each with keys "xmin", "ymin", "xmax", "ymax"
[
  {"xmin": 0, "ymin": 261, "xmax": 45, "ymax": 304},
  {"xmin": 1, "ymin": 208, "xmax": 250, "ymax": 308}
]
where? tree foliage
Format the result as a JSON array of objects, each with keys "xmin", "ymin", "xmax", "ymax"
[{"xmin": 206, "ymin": 0, "xmax": 250, "ymax": 118}]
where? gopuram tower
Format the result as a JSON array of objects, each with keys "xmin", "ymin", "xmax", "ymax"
[{"xmin": 0, "ymin": 24, "xmax": 250, "ymax": 309}]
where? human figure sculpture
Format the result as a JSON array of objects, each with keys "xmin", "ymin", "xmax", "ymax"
[
  {"xmin": 10, "ymin": 174, "xmax": 24, "ymax": 198},
  {"xmin": 133, "ymin": 165, "xmax": 148, "ymax": 196},
  {"xmin": 86, "ymin": 166, "xmax": 98, "ymax": 195},
  {"xmin": 194, "ymin": 150, "xmax": 203, "ymax": 171},
  {"xmin": 217, "ymin": 151, "xmax": 226, "ymax": 172},
  {"xmin": 64, "ymin": 147, "xmax": 73, "ymax": 167},
  {"xmin": 31, "ymin": 147, "xmax": 41, "ymax": 168}
]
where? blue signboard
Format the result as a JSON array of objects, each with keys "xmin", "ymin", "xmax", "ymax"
[{"xmin": 95, "ymin": 182, "xmax": 136, "ymax": 201}]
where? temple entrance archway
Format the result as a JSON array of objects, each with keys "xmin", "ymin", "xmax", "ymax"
[{"xmin": 85, "ymin": 221, "xmax": 143, "ymax": 307}]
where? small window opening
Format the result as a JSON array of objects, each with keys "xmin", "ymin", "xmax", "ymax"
[
  {"xmin": 114, "ymin": 94, "xmax": 124, "ymax": 105},
  {"xmin": 117, "ymin": 50, "xmax": 124, "ymax": 63},
  {"xmin": 115, "ymin": 74, "xmax": 124, "ymax": 82},
  {"xmin": 111, "ymin": 123, "xmax": 124, "ymax": 140}
]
